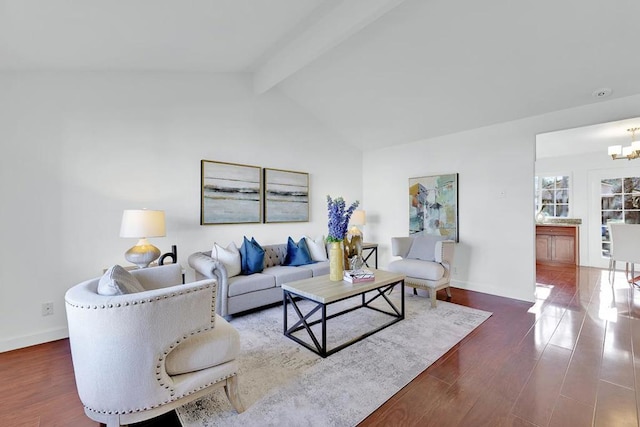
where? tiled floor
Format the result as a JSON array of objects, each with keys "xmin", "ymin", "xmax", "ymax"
[{"xmin": 533, "ymin": 266, "xmax": 639, "ymax": 427}]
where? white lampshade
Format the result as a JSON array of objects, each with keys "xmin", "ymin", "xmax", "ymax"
[
  {"xmin": 350, "ymin": 210, "xmax": 366, "ymax": 226},
  {"xmin": 120, "ymin": 209, "xmax": 166, "ymax": 268},
  {"xmin": 120, "ymin": 210, "xmax": 166, "ymax": 238},
  {"xmin": 348, "ymin": 210, "xmax": 366, "ymax": 243},
  {"xmin": 608, "ymin": 145, "xmax": 622, "ymax": 156}
]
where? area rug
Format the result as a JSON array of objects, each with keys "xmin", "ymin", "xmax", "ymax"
[{"xmin": 176, "ymin": 292, "xmax": 491, "ymax": 427}]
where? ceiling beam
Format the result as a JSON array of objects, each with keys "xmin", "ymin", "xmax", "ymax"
[{"xmin": 253, "ymin": 0, "xmax": 407, "ymax": 94}]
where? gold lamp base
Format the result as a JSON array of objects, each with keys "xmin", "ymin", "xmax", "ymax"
[
  {"xmin": 343, "ymin": 233, "xmax": 363, "ymax": 270},
  {"xmin": 124, "ymin": 238, "xmax": 161, "ymax": 268}
]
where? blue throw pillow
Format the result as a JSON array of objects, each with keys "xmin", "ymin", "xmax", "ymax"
[
  {"xmin": 240, "ymin": 236, "xmax": 265, "ymax": 275},
  {"xmin": 283, "ymin": 237, "xmax": 314, "ymax": 266}
]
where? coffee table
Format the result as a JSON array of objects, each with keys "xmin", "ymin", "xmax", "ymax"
[{"xmin": 282, "ymin": 269, "xmax": 405, "ymax": 357}]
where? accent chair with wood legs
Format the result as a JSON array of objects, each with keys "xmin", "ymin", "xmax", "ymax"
[
  {"xmin": 387, "ymin": 235, "xmax": 455, "ymax": 308},
  {"xmin": 65, "ymin": 264, "xmax": 244, "ymax": 427}
]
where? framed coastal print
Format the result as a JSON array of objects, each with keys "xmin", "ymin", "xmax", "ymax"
[
  {"xmin": 263, "ymin": 168, "xmax": 309, "ymax": 223},
  {"xmin": 200, "ymin": 160, "xmax": 262, "ymax": 225},
  {"xmin": 408, "ymin": 173, "xmax": 458, "ymax": 241}
]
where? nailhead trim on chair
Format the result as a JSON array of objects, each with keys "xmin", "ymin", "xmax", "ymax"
[
  {"xmin": 154, "ymin": 283, "xmax": 218, "ymax": 395},
  {"xmin": 65, "ymin": 284, "xmax": 213, "ymax": 310},
  {"xmin": 74, "ymin": 282, "xmax": 230, "ymax": 415},
  {"xmin": 83, "ymin": 372, "xmax": 238, "ymax": 415}
]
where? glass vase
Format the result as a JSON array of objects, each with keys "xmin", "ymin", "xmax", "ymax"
[{"xmin": 329, "ymin": 241, "xmax": 344, "ymax": 281}]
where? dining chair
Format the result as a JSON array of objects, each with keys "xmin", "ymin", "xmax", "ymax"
[{"xmin": 608, "ymin": 223, "xmax": 640, "ymax": 287}]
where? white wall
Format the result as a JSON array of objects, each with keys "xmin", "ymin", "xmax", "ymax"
[
  {"xmin": 0, "ymin": 72, "xmax": 362, "ymax": 352},
  {"xmin": 535, "ymin": 151, "xmax": 640, "ymax": 269},
  {"xmin": 364, "ymin": 94, "xmax": 640, "ymax": 303}
]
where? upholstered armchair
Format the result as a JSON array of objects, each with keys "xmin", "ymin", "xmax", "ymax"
[
  {"xmin": 387, "ymin": 235, "xmax": 455, "ymax": 308},
  {"xmin": 65, "ymin": 264, "xmax": 244, "ymax": 427}
]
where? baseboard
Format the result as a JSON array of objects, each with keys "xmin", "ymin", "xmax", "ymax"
[
  {"xmin": 0, "ymin": 327, "xmax": 69, "ymax": 353},
  {"xmin": 451, "ymin": 279, "xmax": 535, "ymax": 303}
]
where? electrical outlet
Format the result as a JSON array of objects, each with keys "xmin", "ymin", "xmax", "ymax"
[
  {"xmin": 42, "ymin": 302, "xmax": 54, "ymax": 316},
  {"xmin": 452, "ymin": 266, "xmax": 458, "ymax": 275}
]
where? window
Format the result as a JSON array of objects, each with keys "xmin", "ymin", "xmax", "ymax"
[
  {"xmin": 535, "ymin": 175, "xmax": 570, "ymax": 218},
  {"xmin": 601, "ymin": 177, "xmax": 640, "ymax": 257}
]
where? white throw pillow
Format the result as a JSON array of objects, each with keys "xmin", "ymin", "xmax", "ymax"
[
  {"xmin": 213, "ymin": 241, "xmax": 241, "ymax": 277},
  {"xmin": 406, "ymin": 235, "xmax": 446, "ymax": 261},
  {"xmin": 304, "ymin": 235, "xmax": 328, "ymax": 261},
  {"xmin": 98, "ymin": 265, "xmax": 145, "ymax": 296}
]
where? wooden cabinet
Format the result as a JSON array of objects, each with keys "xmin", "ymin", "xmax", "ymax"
[
  {"xmin": 536, "ymin": 225, "xmax": 579, "ymax": 266},
  {"xmin": 536, "ymin": 234, "xmax": 553, "ymax": 263}
]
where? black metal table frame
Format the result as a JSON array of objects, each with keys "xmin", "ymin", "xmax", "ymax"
[
  {"xmin": 362, "ymin": 243, "xmax": 378, "ymax": 268},
  {"xmin": 283, "ymin": 279, "xmax": 404, "ymax": 358}
]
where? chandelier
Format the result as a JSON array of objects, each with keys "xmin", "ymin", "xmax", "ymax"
[{"xmin": 608, "ymin": 127, "xmax": 640, "ymax": 160}]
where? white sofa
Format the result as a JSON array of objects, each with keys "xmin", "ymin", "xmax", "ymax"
[
  {"xmin": 387, "ymin": 235, "xmax": 455, "ymax": 308},
  {"xmin": 189, "ymin": 241, "xmax": 330, "ymax": 317},
  {"xmin": 65, "ymin": 264, "xmax": 244, "ymax": 427}
]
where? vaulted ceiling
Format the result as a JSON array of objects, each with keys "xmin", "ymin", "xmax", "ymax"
[{"xmin": 2, "ymin": 0, "xmax": 640, "ymax": 150}]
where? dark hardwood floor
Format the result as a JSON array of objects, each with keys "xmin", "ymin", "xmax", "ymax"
[{"xmin": 1, "ymin": 265, "xmax": 637, "ymax": 426}]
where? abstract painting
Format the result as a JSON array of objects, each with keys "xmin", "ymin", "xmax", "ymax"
[
  {"xmin": 201, "ymin": 160, "xmax": 262, "ymax": 225},
  {"xmin": 408, "ymin": 173, "xmax": 458, "ymax": 241},
  {"xmin": 264, "ymin": 168, "xmax": 309, "ymax": 223}
]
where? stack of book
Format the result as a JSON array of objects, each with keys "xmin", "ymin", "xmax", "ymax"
[{"xmin": 343, "ymin": 269, "xmax": 375, "ymax": 283}]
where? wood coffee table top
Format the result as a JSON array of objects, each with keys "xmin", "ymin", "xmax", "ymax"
[{"xmin": 281, "ymin": 269, "xmax": 405, "ymax": 304}]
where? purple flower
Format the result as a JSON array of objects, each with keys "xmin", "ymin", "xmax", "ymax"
[{"xmin": 326, "ymin": 195, "xmax": 359, "ymax": 242}]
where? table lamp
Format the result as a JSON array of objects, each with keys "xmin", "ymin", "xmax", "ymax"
[
  {"xmin": 346, "ymin": 210, "xmax": 366, "ymax": 267},
  {"xmin": 349, "ymin": 210, "xmax": 366, "ymax": 240},
  {"xmin": 120, "ymin": 209, "xmax": 166, "ymax": 268}
]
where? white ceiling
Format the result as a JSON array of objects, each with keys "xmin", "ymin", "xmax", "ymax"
[
  {"xmin": 0, "ymin": 0, "xmax": 326, "ymax": 71},
  {"xmin": 2, "ymin": 0, "xmax": 640, "ymax": 150}
]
